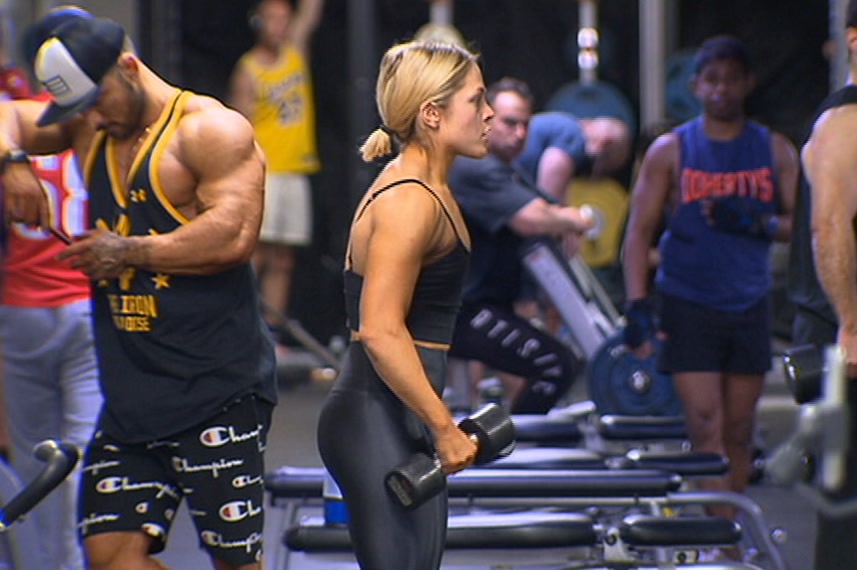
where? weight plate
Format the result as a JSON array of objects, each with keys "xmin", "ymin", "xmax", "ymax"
[{"xmin": 587, "ymin": 332, "xmax": 683, "ymax": 416}]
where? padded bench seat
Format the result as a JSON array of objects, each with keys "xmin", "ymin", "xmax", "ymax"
[
  {"xmin": 598, "ymin": 414, "xmax": 687, "ymax": 441},
  {"xmin": 265, "ymin": 467, "xmax": 683, "ymax": 500},
  {"xmin": 285, "ymin": 511, "xmax": 743, "ymax": 555},
  {"xmin": 266, "ymin": 466, "xmax": 325, "ymax": 499},
  {"xmin": 556, "ymin": 560, "xmax": 764, "ymax": 570},
  {"xmin": 620, "ymin": 514, "xmax": 742, "ymax": 547},
  {"xmin": 285, "ymin": 511, "xmax": 598, "ymax": 552},
  {"xmin": 510, "ymin": 414, "xmax": 583, "ymax": 444},
  {"xmin": 484, "ymin": 447, "xmax": 728, "ymax": 477},
  {"xmin": 624, "ymin": 450, "xmax": 729, "ymax": 477},
  {"xmin": 508, "ymin": 413, "xmax": 689, "ymax": 444},
  {"xmin": 487, "ymin": 447, "xmax": 607, "ymax": 470}
]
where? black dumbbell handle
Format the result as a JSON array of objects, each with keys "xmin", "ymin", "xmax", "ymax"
[{"xmin": 386, "ymin": 405, "xmax": 515, "ymax": 509}]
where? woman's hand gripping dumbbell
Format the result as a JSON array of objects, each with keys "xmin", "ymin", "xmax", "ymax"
[{"xmin": 385, "ymin": 403, "xmax": 516, "ymax": 508}]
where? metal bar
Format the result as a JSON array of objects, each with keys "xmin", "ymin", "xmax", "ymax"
[
  {"xmin": 578, "ymin": 0, "xmax": 598, "ymax": 85},
  {"xmin": 347, "ymin": 0, "xmax": 379, "ymax": 209},
  {"xmin": 831, "ymin": 0, "xmax": 849, "ymax": 92},
  {"xmin": 639, "ymin": 0, "xmax": 666, "ymax": 129},
  {"xmin": 429, "ymin": 0, "xmax": 453, "ymax": 26}
]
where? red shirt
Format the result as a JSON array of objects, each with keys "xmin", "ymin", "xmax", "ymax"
[
  {"xmin": 0, "ymin": 66, "xmax": 33, "ymax": 101},
  {"xmin": 2, "ymin": 150, "xmax": 90, "ymax": 307}
]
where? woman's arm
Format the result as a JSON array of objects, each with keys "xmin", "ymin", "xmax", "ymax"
[{"xmin": 354, "ymin": 183, "xmax": 476, "ymax": 474}]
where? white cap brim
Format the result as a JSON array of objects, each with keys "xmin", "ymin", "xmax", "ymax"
[{"xmin": 35, "ymin": 37, "xmax": 100, "ymax": 126}]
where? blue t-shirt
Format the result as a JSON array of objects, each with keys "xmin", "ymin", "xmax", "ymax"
[
  {"xmin": 450, "ymin": 153, "xmax": 546, "ymax": 308},
  {"xmin": 516, "ymin": 111, "xmax": 588, "ymax": 184},
  {"xmin": 655, "ymin": 117, "xmax": 778, "ymax": 311}
]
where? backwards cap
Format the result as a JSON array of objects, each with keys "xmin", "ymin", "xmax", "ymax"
[
  {"xmin": 20, "ymin": 5, "xmax": 94, "ymax": 68},
  {"xmin": 34, "ymin": 17, "xmax": 125, "ymax": 126}
]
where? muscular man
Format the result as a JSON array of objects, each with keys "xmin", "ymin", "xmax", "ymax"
[
  {"xmin": 1, "ymin": 17, "xmax": 276, "ymax": 570},
  {"xmin": 449, "ymin": 77, "xmax": 593, "ymax": 414},
  {"xmin": 622, "ymin": 35, "xmax": 798, "ymax": 541},
  {"xmin": 0, "ymin": 9, "xmax": 101, "ymax": 569},
  {"xmin": 790, "ymin": 1, "xmax": 857, "ymax": 566},
  {"xmin": 229, "ymin": 0, "xmax": 324, "ymax": 347}
]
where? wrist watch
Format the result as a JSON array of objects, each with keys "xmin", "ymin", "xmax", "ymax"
[{"xmin": 0, "ymin": 149, "xmax": 29, "ymax": 173}]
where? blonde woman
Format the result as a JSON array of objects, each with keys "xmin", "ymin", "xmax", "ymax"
[{"xmin": 316, "ymin": 40, "xmax": 493, "ymax": 569}]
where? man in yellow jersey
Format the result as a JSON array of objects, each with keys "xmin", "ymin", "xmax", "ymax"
[{"xmin": 229, "ymin": 0, "xmax": 324, "ymax": 349}]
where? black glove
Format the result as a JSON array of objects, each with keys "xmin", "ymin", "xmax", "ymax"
[
  {"xmin": 708, "ymin": 196, "xmax": 776, "ymax": 238},
  {"xmin": 623, "ymin": 298, "xmax": 656, "ymax": 349}
]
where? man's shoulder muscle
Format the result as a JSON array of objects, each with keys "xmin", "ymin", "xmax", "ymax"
[
  {"xmin": 804, "ymin": 105, "xmax": 857, "ymax": 175},
  {"xmin": 179, "ymin": 97, "xmax": 255, "ymax": 152}
]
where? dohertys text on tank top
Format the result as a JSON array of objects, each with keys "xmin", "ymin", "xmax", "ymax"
[{"xmin": 655, "ymin": 117, "xmax": 778, "ymax": 311}]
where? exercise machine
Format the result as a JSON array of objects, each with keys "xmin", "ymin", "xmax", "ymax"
[
  {"xmin": 768, "ymin": 345, "xmax": 856, "ymax": 515},
  {"xmin": 0, "ymin": 440, "xmax": 79, "ymax": 570}
]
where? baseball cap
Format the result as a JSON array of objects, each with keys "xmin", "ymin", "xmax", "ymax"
[
  {"xmin": 34, "ymin": 17, "xmax": 125, "ymax": 126},
  {"xmin": 20, "ymin": 5, "xmax": 94, "ymax": 68}
]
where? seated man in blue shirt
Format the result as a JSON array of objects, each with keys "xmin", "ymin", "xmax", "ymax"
[
  {"xmin": 516, "ymin": 111, "xmax": 633, "ymax": 202},
  {"xmin": 449, "ymin": 77, "xmax": 594, "ymax": 413}
]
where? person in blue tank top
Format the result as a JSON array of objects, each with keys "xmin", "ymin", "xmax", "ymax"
[
  {"xmin": 0, "ymin": 16, "xmax": 276, "ymax": 570},
  {"xmin": 316, "ymin": 41, "xmax": 494, "ymax": 570},
  {"xmin": 621, "ymin": 35, "xmax": 799, "ymax": 556}
]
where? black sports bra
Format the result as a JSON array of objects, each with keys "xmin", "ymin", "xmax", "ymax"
[{"xmin": 344, "ymin": 179, "xmax": 470, "ymax": 345}]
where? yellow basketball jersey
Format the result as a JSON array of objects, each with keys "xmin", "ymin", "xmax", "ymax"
[{"xmin": 238, "ymin": 45, "xmax": 320, "ymax": 174}]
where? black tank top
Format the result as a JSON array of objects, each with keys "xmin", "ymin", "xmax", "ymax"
[
  {"xmin": 344, "ymin": 179, "xmax": 470, "ymax": 345},
  {"xmin": 788, "ymin": 85, "xmax": 857, "ymax": 324},
  {"xmin": 84, "ymin": 90, "xmax": 277, "ymax": 443}
]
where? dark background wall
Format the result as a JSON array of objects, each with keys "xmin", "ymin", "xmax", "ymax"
[{"xmin": 169, "ymin": 0, "xmax": 830, "ymax": 346}]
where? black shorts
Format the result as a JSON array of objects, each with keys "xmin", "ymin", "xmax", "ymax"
[
  {"xmin": 657, "ymin": 293, "xmax": 771, "ymax": 375},
  {"xmin": 79, "ymin": 395, "xmax": 273, "ymax": 567}
]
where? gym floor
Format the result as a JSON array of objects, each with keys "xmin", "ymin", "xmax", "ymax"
[{"xmin": 154, "ymin": 342, "xmax": 816, "ymax": 570}]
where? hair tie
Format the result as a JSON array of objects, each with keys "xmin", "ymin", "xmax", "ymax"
[{"xmin": 379, "ymin": 124, "xmax": 395, "ymax": 138}]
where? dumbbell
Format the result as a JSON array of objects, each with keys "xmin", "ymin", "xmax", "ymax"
[
  {"xmin": 782, "ymin": 344, "xmax": 824, "ymax": 404},
  {"xmin": 385, "ymin": 403, "xmax": 516, "ymax": 509}
]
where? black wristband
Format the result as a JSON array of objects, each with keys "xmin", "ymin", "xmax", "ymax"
[
  {"xmin": 623, "ymin": 297, "xmax": 656, "ymax": 349},
  {"xmin": 624, "ymin": 297, "xmax": 652, "ymax": 314},
  {"xmin": 0, "ymin": 149, "xmax": 29, "ymax": 174}
]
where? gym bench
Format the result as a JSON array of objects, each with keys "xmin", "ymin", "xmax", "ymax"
[
  {"xmin": 511, "ymin": 412, "xmax": 692, "ymax": 456},
  {"xmin": 485, "ymin": 447, "xmax": 729, "ymax": 478},
  {"xmin": 282, "ymin": 509, "xmax": 759, "ymax": 569},
  {"xmin": 265, "ymin": 467, "xmax": 786, "ymax": 570},
  {"xmin": 266, "ymin": 467, "xmax": 683, "ymax": 503}
]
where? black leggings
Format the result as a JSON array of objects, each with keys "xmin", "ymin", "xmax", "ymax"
[
  {"xmin": 449, "ymin": 302, "xmax": 578, "ymax": 413},
  {"xmin": 316, "ymin": 343, "xmax": 448, "ymax": 570}
]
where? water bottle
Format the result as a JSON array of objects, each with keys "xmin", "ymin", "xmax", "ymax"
[
  {"xmin": 322, "ymin": 469, "xmax": 349, "ymax": 527},
  {"xmin": 328, "ymin": 334, "xmax": 347, "ymax": 357}
]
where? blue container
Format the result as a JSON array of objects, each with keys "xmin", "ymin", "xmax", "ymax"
[{"xmin": 322, "ymin": 470, "xmax": 350, "ymax": 527}]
